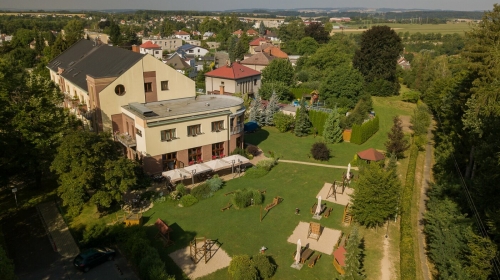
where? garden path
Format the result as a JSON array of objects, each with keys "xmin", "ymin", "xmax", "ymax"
[
  {"xmin": 278, "ymin": 160, "xmax": 359, "ymax": 170},
  {"xmin": 380, "ymin": 234, "xmax": 393, "ymax": 280}
]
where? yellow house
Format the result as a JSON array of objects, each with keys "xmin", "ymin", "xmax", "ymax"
[{"xmin": 47, "ymin": 39, "xmax": 245, "ymax": 174}]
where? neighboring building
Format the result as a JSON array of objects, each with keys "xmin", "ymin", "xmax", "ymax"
[
  {"xmin": 246, "ymin": 29, "xmax": 258, "ymax": 36},
  {"xmin": 252, "ymin": 43, "xmax": 273, "ymax": 54},
  {"xmin": 262, "ymin": 46, "xmax": 288, "ymax": 59},
  {"xmin": 233, "ymin": 29, "xmax": 244, "ymax": 38},
  {"xmin": 398, "ymin": 56, "xmax": 411, "ymax": 70},
  {"xmin": 85, "ymin": 31, "xmax": 110, "ymax": 44},
  {"xmin": 203, "ymin": 32, "xmax": 215, "ymax": 40},
  {"xmin": 288, "ymin": 55, "xmax": 301, "ymax": 66},
  {"xmin": 164, "ymin": 53, "xmax": 191, "ymax": 74},
  {"xmin": 141, "ymin": 37, "xmax": 183, "ymax": 52},
  {"xmin": 140, "ymin": 41, "xmax": 163, "ymax": 59},
  {"xmin": 177, "ymin": 44, "xmax": 209, "ymax": 58},
  {"xmin": 185, "ymin": 39, "xmax": 201, "ymax": 46},
  {"xmin": 248, "ymin": 37, "xmax": 268, "ymax": 53},
  {"xmin": 174, "ymin": 30, "xmax": 190, "ymax": 40},
  {"xmin": 205, "ymin": 62, "xmax": 261, "ymax": 95},
  {"xmin": 240, "ymin": 52, "xmax": 276, "ymax": 72},
  {"xmin": 47, "ymin": 39, "xmax": 245, "ymax": 174},
  {"xmin": 265, "ymin": 30, "xmax": 279, "ymax": 42},
  {"xmin": 206, "ymin": 41, "xmax": 220, "ymax": 49}
]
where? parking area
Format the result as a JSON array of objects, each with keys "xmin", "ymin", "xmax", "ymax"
[{"xmin": 2, "ymin": 207, "xmax": 137, "ymax": 280}]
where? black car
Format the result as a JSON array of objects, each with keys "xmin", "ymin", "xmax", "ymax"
[{"xmin": 73, "ymin": 247, "xmax": 116, "ymax": 272}]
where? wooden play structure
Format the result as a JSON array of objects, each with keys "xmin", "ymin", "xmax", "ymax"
[
  {"xmin": 342, "ymin": 203, "xmax": 353, "ymax": 225},
  {"xmin": 264, "ymin": 196, "xmax": 283, "ymax": 211},
  {"xmin": 307, "ymin": 222, "xmax": 322, "ymax": 241},
  {"xmin": 155, "ymin": 218, "xmax": 174, "ymax": 247},
  {"xmin": 114, "ymin": 211, "xmax": 142, "ymax": 226},
  {"xmin": 326, "ymin": 179, "xmax": 349, "ymax": 201},
  {"xmin": 189, "ymin": 237, "xmax": 217, "ymax": 264},
  {"xmin": 310, "ymin": 202, "xmax": 327, "ymax": 214},
  {"xmin": 220, "ymin": 202, "xmax": 232, "ymax": 212}
]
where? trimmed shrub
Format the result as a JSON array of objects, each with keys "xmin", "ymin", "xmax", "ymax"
[
  {"xmin": 308, "ymin": 109, "xmax": 329, "ymax": 136},
  {"xmin": 180, "ymin": 194, "xmax": 198, "ymax": 207},
  {"xmin": 228, "ymin": 255, "xmax": 258, "ymax": 280},
  {"xmin": 207, "ymin": 175, "xmax": 223, "ymax": 193},
  {"xmin": 252, "ymin": 189, "xmax": 263, "ymax": 205},
  {"xmin": 176, "ymin": 183, "xmax": 188, "ymax": 196},
  {"xmin": 273, "ymin": 112, "xmax": 295, "ymax": 133},
  {"xmin": 290, "ymin": 87, "xmax": 313, "ymax": 99},
  {"xmin": 232, "ymin": 189, "xmax": 253, "ymax": 209},
  {"xmin": 191, "ymin": 183, "xmax": 212, "ymax": 199},
  {"xmin": 232, "ymin": 147, "xmax": 249, "ymax": 158},
  {"xmin": 252, "ymin": 254, "xmax": 277, "ymax": 279},
  {"xmin": 311, "ymin": 142, "xmax": 330, "ymax": 161},
  {"xmin": 246, "ymin": 145, "xmax": 260, "ymax": 156},
  {"xmin": 256, "ymin": 158, "xmax": 277, "ymax": 171},
  {"xmin": 401, "ymin": 90, "xmax": 420, "ymax": 103},
  {"xmin": 350, "ymin": 116, "xmax": 379, "ymax": 145},
  {"xmin": 245, "ymin": 166, "xmax": 270, "ymax": 178}
]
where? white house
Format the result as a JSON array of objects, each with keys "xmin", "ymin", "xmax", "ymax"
[
  {"xmin": 177, "ymin": 44, "xmax": 209, "ymax": 58},
  {"xmin": 174, "ymin": 30, "xmax": 190, "ymax": 41},
  {"xmin": 140, "ymin": 41, "xmax": 163, "ymax": 59}
]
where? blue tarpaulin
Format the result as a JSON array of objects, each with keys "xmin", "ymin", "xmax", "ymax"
[{"xmin": 244, "ymin": 121, "xmax": 259, "ymax": 132}]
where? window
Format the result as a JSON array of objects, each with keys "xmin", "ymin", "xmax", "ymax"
[
  {"xmin": 254, "ymin": 79, "xmax": 257, "ymax": 86},
  {"xmin": 144, "ymin": 82, "xmax": 152, "ymax": 92},
  {"xmin": 221, "ymin": 81, "xmax": 224, "ymax": 85},
  {"xmin": 187, "ymin": 125, "xmax": 201, "ymax": 136},
  {"xmin": 212, "ymin": 142, "xmax": 224, "ymax": 157},
  {"xmin": 162, "ymin": 152, "xmax": 177, "ymax": 171},
  {"xmin": 161, "ymin": 81, "xmax": 169, "ymax": 91},
  {"xmin": 236, "ymin": 137, "xmax": 242, "ymax": 149},
  {"xmin": 155, "ymin": 51, "xmax": 159, "ymax": 54},
  {"xmin": 136, "ymin": 128, "xmax": 142, "ymax": 137},
  {"xmin": 161, "ymin": 129, "xmax": 176, "ymax": 141},
  {"xmin": 188, "ymin": 147, "xmax": 202, "ymax": 163},
  {"xmin": 211, "ymin": 121, "xmax": 224, "ymax": 132},
  {"xmin": 115, "ymin": 85, "xmax": 125, "ymax": 96}
]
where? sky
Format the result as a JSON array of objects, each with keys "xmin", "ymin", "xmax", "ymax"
[{"xmin": 0, "ymin": 0, "xmax": 497, "ymax": 12}]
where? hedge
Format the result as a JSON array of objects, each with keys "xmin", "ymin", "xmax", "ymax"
[
  {"xmin": 350, "ymin": 116, "xmax": 379, "ymax": 145},
  {"xmin": 308, "ymin": 110, "xmax": 329, "ymax": 136},
  {"xmin": 400, "ymin": 144, "xmax": 418, "ymax": 279}
]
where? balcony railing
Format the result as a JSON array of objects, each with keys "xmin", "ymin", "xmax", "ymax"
[
  {"xmin": 230, "ymin": 123, "xmax": 244, "ymax": 135},
  {"xmin": 115, "ymin": 132, "xmax": 137, "ymax": 147}
]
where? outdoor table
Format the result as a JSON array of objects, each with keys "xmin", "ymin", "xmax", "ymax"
[{"xmin": 301, "ymin": 248, "xmax": 314, "ymax": 263}]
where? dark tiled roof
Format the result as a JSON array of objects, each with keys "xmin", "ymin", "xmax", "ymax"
[
  {"xmin": 240, "ymin": 52, "xmax": 275, "ymax": 66},
  {"xmin": 48, "ymin": 40, "xmax": 144, "ymax": 91},
  {"xmin": 47, "ymin": 39, "xmax": 95, "ymax": 73}
]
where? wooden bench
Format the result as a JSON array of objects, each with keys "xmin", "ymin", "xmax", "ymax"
[
  {"xmin": 259, "ymin": 189, "xmax": 266, "ymax": 194},
  {"xmin": 221, "ymin": 203, "xmax": 232, "ymax": 212},
  {"xmin": 324, "ymin": 207, "xmax": 333, "ymax": 218},
  {"xmin": 308, "ymin": 253, "xmax": 321, "ymax": 268},
  {"xmin": 224, "ymin": 191, "xmax": 235, "ymax": 196},
  {"xmin": 310, "ymin": 202, "xmax": 317, "ymax": 214},
  {"xmin": 264, "ymin": 196, "xmax": 283, "ymax": 211}
]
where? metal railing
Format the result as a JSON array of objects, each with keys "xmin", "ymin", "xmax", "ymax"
[
  {"xmin": 230, "ymin": 123, "xmax": 244, "ymax": 135},
  {"xmin": 115, "ymin": 132, "xmax": 137, "ymax": 147}
]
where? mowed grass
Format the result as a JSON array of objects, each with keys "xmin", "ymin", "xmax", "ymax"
[
  {"xmin": 246, "ymin": 95, "xmax": 416, "ymax": 166},
  {"xmin": 143, "ymin": 164, "xmax": 349, "ymax": 279},
  {"xmin": 331, "ymin": 22, "xmax": 473, "ymax": 35}
]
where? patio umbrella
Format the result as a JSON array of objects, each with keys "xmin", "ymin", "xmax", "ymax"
[
  {"xmin": 183, "ymin": 164, "xmax": 213, "ymax": 185},
  {"xmin": 295, "ymin": 239, "xmax": 301, "ymax": 265},
  {"xmin": 203, "ymin": 159, "xmax": 232, "ymax": 171},
  {"xmin": 222, "ymin": 154, "xmax": 250, "ymax": 164},
  {"xmin": 162, "ymin": 169, "xmax": 189, "ymax": 182},
  {"xmin": 315, "ymin": 196, "xmax": 322, "ymax": 215},
  {"xmin": 347, "ymin": 163, "xmax": 351, "ymax": 179}
]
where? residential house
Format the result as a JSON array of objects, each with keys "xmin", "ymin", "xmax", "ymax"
[
  {"xmin": 206, "ymin": 41, "xmax": 220, "ymax": 49},
  {"xmin": 265, "ymin": 30, "xmax": 280, "ymax": 42},
  {"xmin": 47, "ymin": 39, "xmax": 245, "ymax": 174},
  {"xmin": 85, "ymin": 31, "xmax": 110, "ymax": 44},
  {"xmin": 203, "ymin": 32, "xmax": 215, "ymax": 40},
  {"xmin": 185, "ymin": 39, "xmax": 201, "ymax": 46},
  {"xmin": 164, "ymin": 53, "xmax": 191, "ymax": 74},
  {"xmin": 176, "ymin": 44, "xmax": 209, "ymax": 58},
  {"xmin": 240, "ymin": 52, "xmax": 275, "ymax": 72},
  {"xmin": 233, "ymin": 29, "xmax": 244, "ymax": 38},
  {"xmin": 140, "ymin": 41, "xmax": 163, "ymax": 59},
  {"xmin": 262, "ymin": 46, "xmax": 288, "ymax": 59},
  {"xmin": 142, "ymin": 37, "xmax": 183, "ymax": 52},
  {"xmin": 398, "ymin": 56, "xmax": 411, "ymax": 70},
  {"xmin": 246, "ymin": 29, "xmax": 258, "ymax": 36},
  {"xmin": 248, "ymin": 37, "xmax": 269, "ymax": 53},
  {"xmin": 252, "ymin": 43, "xmax": 273, "ymax": 54},
  {"xmin": 205, "ymin": 62, "xmax": 261, "ymax": 95},
  {"xmin": 174, "ymin": 30, "xmax": 190, "ymax": 40}
]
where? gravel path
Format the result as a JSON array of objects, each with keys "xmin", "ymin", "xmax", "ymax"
[
  {"xmin": 380, "ymin": 235, "xmax": 393, "ymax": 280},
  {"xmin": 278, "ymin": 160, "xmax": 359, "ymax": 170}
]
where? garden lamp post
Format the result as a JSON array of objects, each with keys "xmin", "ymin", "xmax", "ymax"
[
  {"xmin": 231, "ymin": 160, "xmax": 235, "ymax": 174},
  {"xmin": 191, "ymin": 169, "xmax": 196, "ymax": 186},
  {"xmin": 11, "ymin": 186, "xmax": 18, "ymax": 208}
]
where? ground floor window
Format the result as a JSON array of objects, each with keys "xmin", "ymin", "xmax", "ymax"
[
  {"xmin": 162, "ymin": 152, "xmax": 177, "ymax": 171},
  {"xmin": 212, "ymin": 142, "xmax": 224, "ymax": 158},
  {"xmin": 236, "ymin": 137, "xmax": 242, "ymax": 149},
  {"xmin": 188, "ymin": 147, "xmax": 202, "ymax": 164}
]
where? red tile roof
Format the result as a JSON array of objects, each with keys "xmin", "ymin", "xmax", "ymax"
[
  {"xmin": 333, "ymin": 246, "xmax": 346, "ymax": 266},
  {"xmin": 263, "ymin": 46, "xmax": 289, "ymax": 59},
  {"xmin": 175, "ymin": 30, "xmax": 190, "ymax": 35},
  {"xmin": 140, "ymin": 41, "xmax": 161, "ymax": 49},
  {"xmin": 249, "ymin": 37, "xmax": 268, "ymax": 46},
  {"xmin": 247, "ymin": 29, "xmax": 258, "ymax": 35},
  {"xmin": 357, "ymin": 148, "xmax": 385, "ymax": 161},
  {"xmin": 233, "ymin": 29, "xmax": 243, "ymax": 35},
  {"xmin": 205, "ymin": 62, "xmax": 261, "ymax": 80}
]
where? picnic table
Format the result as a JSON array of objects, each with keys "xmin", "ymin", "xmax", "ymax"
[{"xmin": 300, "ymin": 248, "xmax": 314, "ymax": 263}]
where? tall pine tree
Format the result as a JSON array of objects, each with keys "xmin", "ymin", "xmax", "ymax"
[
  {"xmin": 294, "ymin": 98, "xmax": 311, "ymax": 137},
  {"xmin": 323, "ymin": 107, "xmax": 343, "ymax": 143},
  {"xmin": 339, "ymin": 226, "xmax": 365, "ymax": 280},
  {"xmin": 265, "ymin": 92, "xmax": 280, "ymax": 126},
  {"xmin": 385, "ymin": 116, "xmax": 409, "ymax": 158}
]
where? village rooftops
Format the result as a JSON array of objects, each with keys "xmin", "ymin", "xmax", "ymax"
[
  {"xmin": 204, "ymin": 62, "xmax": 261, "ymax": 80},
  {"xmin": 122, "ymin": 94, "xmax": 244, "ymax": 121}
]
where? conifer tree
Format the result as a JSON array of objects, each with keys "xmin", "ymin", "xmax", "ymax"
[
  {"xmin": 339, "ymin": 226, "xmax": 365, "ymax": 280},
  {"xmin": 248, "ymin": 99, "xmax": 258, "ymax": 123},
  {"xmin": 294, "ymin": 98, "xmax": 311, "ymax": 136},
  {"xmin": 323, "ymin": 107, "xmax": 343, "ymax": 143},
  {"xmin": 351, "ymin": 162, "xmax": 400, "ymax": 228},
  {"xmin": 265, "ymin": 92, "xmax": 280, "ymax": 126},
  {"xmin": 385, "ymin": 116, "xmax": 409, "ymax": 158}
]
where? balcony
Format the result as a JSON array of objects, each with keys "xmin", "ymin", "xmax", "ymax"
[
  {"xmin": 231, "ymin": 123, "xmax": 244, "ymax": 135},
  {"xmin": 115, "ymin": 132, "xmax": 137, "ymax": 148}
]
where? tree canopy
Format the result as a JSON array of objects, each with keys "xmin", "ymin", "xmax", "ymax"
[
  {"xmin": 261, "ymin": 59, "xmax": 294, "ymax": 86},
  {"xmin": 320, "ymin": 64, "xmax": 364, "ymax": 110}
]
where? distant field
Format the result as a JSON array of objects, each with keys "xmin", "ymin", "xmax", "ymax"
[
  {"xmin": 0, "ymin": 12, "xmax": 85, "ymax": 17},
  {"xmin": 331, "ymin": 22, "xmax": 473, "ymax": 35}
]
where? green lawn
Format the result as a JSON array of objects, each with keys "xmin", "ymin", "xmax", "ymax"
[
  {"xmin": 246, "ymin": 96, "xmax": 416, "ymax": 166},
  {"xmin": 143, "ymin": 164, "xmax": 349, "ymax": 279}
]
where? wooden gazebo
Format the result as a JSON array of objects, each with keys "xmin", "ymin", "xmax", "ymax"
[{"xmin": 357, "ymin": 148, "xmax": 385, "ymax": 164}]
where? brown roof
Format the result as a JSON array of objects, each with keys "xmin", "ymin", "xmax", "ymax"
[
  {"xmin": 240, "ymin": 52, "xmax": 275, "ymax": 66},
  {"xmin": 333, "ymin": 246, "xmax": 346, "ymax": 266},
  {"xmin": 175, "ymin": 30, "xmax": 190, "ymax": 35},
  {"xmin": 254, "ymin": 43, "xmax": 273, "ymax": 52},
  {"xmin": 263, "ymin": 46, "xmax": 288, "ymax": 59},
  {"xmin": 249, "ymin": 37, "xmax": 268, "ymax": 46},
  {"xmin": 247, "ymin": 29, "xmax": 258, "ymax": 35},
  {"xmin": 233, "ymin": 29, "xmax": 243, "ymax": 35},
  {"xmin": 357, "ymin": 148, "xmax": 385, "ymax": 161},
  {"xmin": 205, "ymin": 62, "xmax": 261, "ymax": 80}
]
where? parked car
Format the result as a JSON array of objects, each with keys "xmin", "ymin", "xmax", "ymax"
[{"xmin": 73, "ymin": 247, "xmax": 116, "ymax": 272}]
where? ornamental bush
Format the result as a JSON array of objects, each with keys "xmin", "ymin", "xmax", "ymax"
[
  {"xmin": 273, "ymin": 112, "xmax": 295, "ymax": 132},
  {"xmin": 256, "ymin": 158, "xmax": 277, "ymax": 171},
  {"xmin": 176, "ymin": 183, "xmax": 188, "ymax": 196},
  {"xmin": 207, "ymin": 175, "xmax": 224, "ymax": 193},
  {"xmin": 311, "ymin": 142, "xmax": 330, "ymax": 161},
  {"xmin": 252, "ymin": 254, "xmax": 277, "ymax": 279},
  {"xmin": 246, "ymin": 145, "xmax": 260, "ymax": 156},
  {"xmin": 228, "ymin": 255, "xmax": 258, "ymax": 280},
  {"xmin": 180, "ymin": 194, "xmax": 198, "ymax": 207},
  {"xmin": 191, "ymin": 183, "xmax": 212, "ymax": 200},
  {"xmin": 245, "ymin": 166, "xmax": 270, "ymax": 178}
]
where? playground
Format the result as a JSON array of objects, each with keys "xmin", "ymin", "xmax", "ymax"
[{"xmin": 143, "ymin": 163, "xmax": 350, "ymax": 279}]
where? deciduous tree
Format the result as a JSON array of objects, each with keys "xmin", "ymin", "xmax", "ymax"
[
  {"xmin": 261, "ymin": 59, "xmax": 294, "ymax": 86},
  {"xmin": 320, "ymin": 64, "xmax": 364, "ymax": 110},
  {"xmin": 304, "ymin": 22, "xmax": 329, "ymax": 44}
]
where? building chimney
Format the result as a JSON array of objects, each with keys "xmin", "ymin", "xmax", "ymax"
[{"xmin": 219, "ymin": 85, "xmax": 224, "ymax": 95}]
